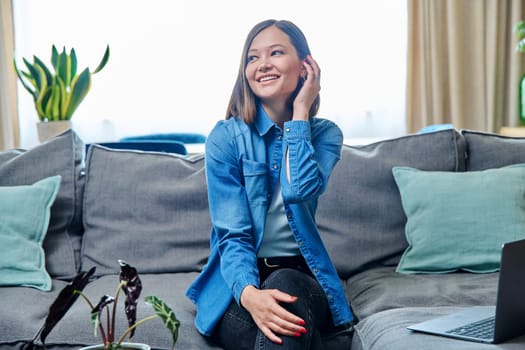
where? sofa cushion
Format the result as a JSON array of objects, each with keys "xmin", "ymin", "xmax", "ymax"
[
  {"xmin": 352, "ymin": 306, "xmax": 525, "ymax": 350},
  {"xmin": 0, "ymin": 176, "xmax": 61, "ymax": 291},
  {"xmin": 462, "ymin": 129, "xmax": 525, "ymax": 170},
  {"xmin": 346, "ymin": 266, "xmax": 498, "ymax": 321},
  {"xmin": 0, "ymin": 129, "xmax": 85, "ymax": 279},
  {"xmin": 317, "ymin": 129, "xmax": 466, "ymax": 279},
  {"xmin": 81, "ymin": 145, "xmax": 211, "ymax": 276},
  {"xmin": 393, "ymin": 165, "xmax": 525, "ymax": 274}
]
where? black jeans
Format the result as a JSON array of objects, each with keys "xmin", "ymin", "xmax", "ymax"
[{"xmin": 211, "ymin": 268, "xmax": 353, "ymax": 350}]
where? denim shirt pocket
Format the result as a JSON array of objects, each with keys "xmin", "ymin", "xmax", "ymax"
[{"xmin": 242, "ymin": 159, "xmax": 268, "ymax": 206}]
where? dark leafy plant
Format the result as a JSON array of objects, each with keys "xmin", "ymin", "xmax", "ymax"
[
  {"xmin": 30, "ymin": 260, "xmax": 180, "ymax": 350},
  {"xmin": 33, "ymin": 266, "xmax": 96, "ymax": 346}
]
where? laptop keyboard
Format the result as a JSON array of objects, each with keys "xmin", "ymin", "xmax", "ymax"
[{"xmin": 446, "ymin": 316, "xmax": 495, "ymax": 340}]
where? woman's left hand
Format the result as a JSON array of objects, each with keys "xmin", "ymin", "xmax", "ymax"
[{"xmin": 292, "ymin": 55, "xmax": 321, "ymax": 121}]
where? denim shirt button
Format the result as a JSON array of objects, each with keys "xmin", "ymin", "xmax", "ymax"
[
  {"xmin": 273, "ymin": 164, "xmax": 278, "ymax": 170},
  {"xmin": 285, "ymin": 128, "xmax": 290, "ymax": 132}
]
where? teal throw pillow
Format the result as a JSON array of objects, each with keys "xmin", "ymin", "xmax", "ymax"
[
  {"xmin": 393, "ymin": 165, "xmax": 525, "ymax": 274},
  {"xmin": 0, "ymin": 175, "xmax": 61, "ymax": 290}
]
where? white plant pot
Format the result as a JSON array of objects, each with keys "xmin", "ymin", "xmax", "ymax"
[
  {"xmin": 36, "ymin": 120, "xmax": 72, "ymax": 143},
  {"xmin": 78, "ymin": 343, "xmax": 150, "ymax": 350}
]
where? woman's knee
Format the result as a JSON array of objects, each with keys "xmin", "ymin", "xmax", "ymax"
[{"xmin": 262, "ymin": 268, "xmax": 322, "ymax": 296}]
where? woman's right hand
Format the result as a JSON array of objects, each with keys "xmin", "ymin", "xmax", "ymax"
[
  {"xmin": 240, "ymin": 285, "xmax": 307, "ymax": 344},
  {"xmin": 292, "ymin": 55, "xmax": 321, "ymax": 122}
]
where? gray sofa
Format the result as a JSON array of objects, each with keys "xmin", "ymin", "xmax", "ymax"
[{"xmin": 2, "ymin": 128, "xmax": 525, "ymax": 349}]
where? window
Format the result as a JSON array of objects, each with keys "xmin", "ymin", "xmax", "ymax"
[{"xmin": 13, "ymin": 0, "xmax": 407, "ymax": 148}]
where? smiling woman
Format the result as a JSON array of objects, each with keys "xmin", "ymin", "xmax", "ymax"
[{"xmin": 12, "ymin": 0, "xmax": 407, "ymax": 148}]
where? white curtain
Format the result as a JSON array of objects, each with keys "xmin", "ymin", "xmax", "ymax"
[{"xmin": 0, "ymin": 0, "xmax": 19, "ymax": 149}]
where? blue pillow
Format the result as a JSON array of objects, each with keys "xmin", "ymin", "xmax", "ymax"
[
  {"xmin": 393, "ymin": 165, "xmax": 525, "ymax": 274},
  {"xmin": 0, "ymin": 175, "xmax": 61, "ymax": 290}
]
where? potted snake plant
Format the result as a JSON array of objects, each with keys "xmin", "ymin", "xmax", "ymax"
[
  {"xmin": 28, "ymin": 260, "xmax": 180, "ymax": 350},
  {"xmin": 13, "ymin": 44, "xmax": 110, "ymax": 142}
]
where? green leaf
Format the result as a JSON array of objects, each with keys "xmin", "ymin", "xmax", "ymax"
[
  {"xmin": 34, "ymin": 65, "xmax": 51, "ymax": 120},
  {"xmin": 36, "ymin": 87, "xmax": 52, "ymax": 121},
  {"xmin": 23, "ymin": 58, "xmax": 41, "ymax": 91},
  {"xmin": 33, "ymin": 55, "xmax": 53, "ymax": 88},
  {"xmin": 44, "ymin": 80, "xmax": 61, "ymax": 121},
  {"xmin": 51, "ymin": 82, "xmax": 61, "ymax": 120},
  {"xmin": 57, "ymin": 47, "xmax": 69, "ymax": 87},
  {"xmin": 65, "ymin": 68, "xmax": 91, "ymax": 119},
  {"xmin": 70, "ymin": 47, "xmax": 78, "ymax": 81},
  {"xmin": 13, "ymin": 58, "xmax": 36, "ymax": 97},
  {"xmin": 21, "ymin": 70, "xmax": 34, "ymax": 82},
  {"xmin": 92, "ymin": 44, "xmax": 110, "ymax": 74},
  {"xmin": 145, "ymin": 296, "xmax": 180, "ymax": 349},
  {"xmin": 58, "ymin": 76, "xmax": 69, "ymax": 118},
  {"xmin": 64, "ymin": 51, "xmax": 72, "ymax": 86},
  {"xmin": 51, "ymin": 45, "xmax": 59, "ymax": 70}
]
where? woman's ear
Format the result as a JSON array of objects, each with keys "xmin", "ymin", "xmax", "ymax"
[{"xmin": 300, "ymin": 65, "xmax": 307, "ymax": 79}]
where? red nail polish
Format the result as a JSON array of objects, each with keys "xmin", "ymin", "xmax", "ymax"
[
  {"xmin": 299, "ymin": 319, "xmax": 305, "ymax": 325},
  {"xmin": 294, "ymin": 332, "xmax": 301, "ymax": 337},
  {"xmin": 300, "ymin": 328, "xmax": 307, "ymax": 334}
]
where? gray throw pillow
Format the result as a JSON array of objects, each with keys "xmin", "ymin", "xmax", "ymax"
[
  {"xmin": 317, "ymin": 129, "xmax": 466, "ymax": 279},
  {"xmin": 81, "ymin": 145, "xmax": 211, "ymax": 276},
  {"xmin": 0, "ymin": 129, "xmax": 85, "ymax": 279},
  {"xmin": 462, "ymin": 129, "xmax": 525, "ymax": 171}
]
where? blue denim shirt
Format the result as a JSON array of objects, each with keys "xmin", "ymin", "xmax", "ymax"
[{"xmin": 185, "ymin": 107, "xmax": 354, "ymax": 336}]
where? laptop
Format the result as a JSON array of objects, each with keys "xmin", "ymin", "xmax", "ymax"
[{"xmin": 407, "ymin": 238, "xmax": 525, "ymax": 344}]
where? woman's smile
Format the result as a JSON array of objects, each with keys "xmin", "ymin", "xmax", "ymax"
[{"xmin": 257, "ymin": 74, "xmax": 280, "ymax": 83}]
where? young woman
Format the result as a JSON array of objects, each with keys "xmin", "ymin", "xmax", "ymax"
[{"xmin": 186, "ymin": 19, "xmax": 354, "ymax": 349}]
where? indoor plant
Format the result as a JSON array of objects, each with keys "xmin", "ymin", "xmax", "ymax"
[
  {"xmin": 28, "ymin": 260, "xmax": 179, "ymax": 350},
  {"xmin": 13, "ymin": 44, "xmax": 110, "ymax": 141}
]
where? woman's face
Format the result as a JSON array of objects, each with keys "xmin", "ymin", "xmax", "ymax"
[{"xmin": 245, "ymin": 26, "xmax": 303, "ymax": 106}]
